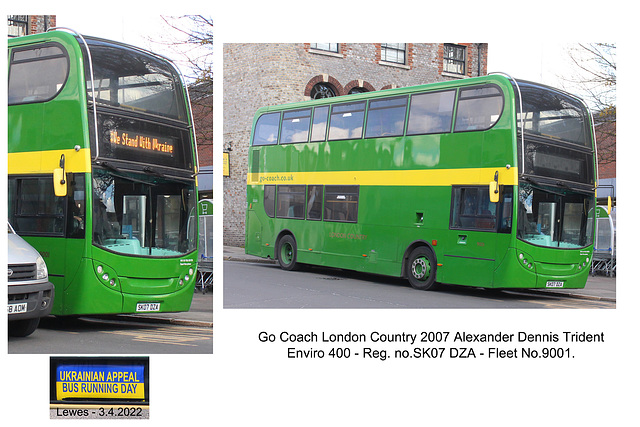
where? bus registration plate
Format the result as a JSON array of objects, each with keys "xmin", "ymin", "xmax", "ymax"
[
  {"xmin": 546, "ymin": 281, "xmax": 564, "ymax": 288},
  {"xmin": 8, "ymin": 302, "xmax": 28, "ymax": 314},
  {"xmin": 136, "ymin": 303, "xmax": 160, "ymax": 312}
]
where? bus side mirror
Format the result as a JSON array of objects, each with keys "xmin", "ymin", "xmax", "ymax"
[
  {"xmin": 489, "ymin": 171, "xmax": 499, "ymax": 203},
  {"xmin": 489, "ymin": 181, "xmax": 499, "ymax": 203},
  {"xmin": 53, "ymin": 154, "xmax": 67, "ymax": 197},
  {"xmin": 53, "ymin": 168, "xmax": 67, "ymax": 197}
]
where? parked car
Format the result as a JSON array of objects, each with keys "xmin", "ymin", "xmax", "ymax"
[{"xmin": 8, "ymin": 222, "xmax": 54, "ymax": 337}]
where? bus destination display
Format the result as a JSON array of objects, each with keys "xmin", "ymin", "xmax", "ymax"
[{"xmin": 110, "ymin": 129, "xmax": 174, "ymax": 156}]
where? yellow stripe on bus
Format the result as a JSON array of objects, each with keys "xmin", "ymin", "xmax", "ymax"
[
  {"xmin": 8, "ymin": 148, "xmax": 92, "ymax": 174},
  {"xmin": 247, "ymin": 167, "xmax": 518, "ymax": 186}
]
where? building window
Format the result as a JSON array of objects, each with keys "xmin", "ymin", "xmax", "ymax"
[
  {"xmin": 348, "ymin": 87, "xmax": 367, "ymax": 95},
  {"xmin": 310, "ymin": 43, "xmax": 339, "ymax": 53},
  {"xmin": 8, "ymin": 15, "xmax": 28, "ymax": 37},
  {"xmin": 310, "ymin": 83, "xmax": 336, "ymax": 99},
  {"xmin": 381, "ymin": 43, "xmax": 406, "ymax": 64},
  {"xmin": 443, "ymin": 44, "xmax": 466, "ymax": 75}
]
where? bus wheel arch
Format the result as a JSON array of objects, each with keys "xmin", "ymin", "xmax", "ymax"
[
  {"xmin": 275, "ymin": 231, "xmax": 298, "ymax": 271},
  {"xmin": 403, "ymin": 242, "xmax": 438, "ymax": 291}
]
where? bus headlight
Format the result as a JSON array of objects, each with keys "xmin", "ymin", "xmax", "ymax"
[
  {"xmin": 94, "ymin": 262, "xmax": 119, "ymax": 288},
  {"xmin": 36, "ymin": 256, "xmax": 48, "ymax": 280},
  {"xmin": 518, "ymin": 251, "xmax": 535, "ymax": 270}
]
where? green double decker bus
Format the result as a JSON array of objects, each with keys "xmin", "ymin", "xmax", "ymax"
[
  {"xmin": 8, "ymin": 29, "xmax": 199, "ymax": 315},
  {"xmin": 245, "ymin": 74, "xmax": 596, "ymax": 290}
]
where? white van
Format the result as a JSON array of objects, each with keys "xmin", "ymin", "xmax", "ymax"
[{"xmin": 8, "ymin": 222, "xmax": 55, "ymax": 337}]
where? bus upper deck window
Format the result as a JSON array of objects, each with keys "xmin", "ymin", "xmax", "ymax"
[
  {"xmin": 454, "ymin": 85, "xmax": 504, "ymax": 132},
  {"xmin": 9, "ymin": 43, "xmax": 69, "ymax": 105}
]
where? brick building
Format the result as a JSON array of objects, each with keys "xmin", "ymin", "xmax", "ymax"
[
  {"xmin": 8, "ymin": 15, "xmax": 56, "ymax": 37},
  {"xmin": 223, "ymin": 43, "xmax": 489, "ymax": 246},
  {"xmin": 190, "ymin": 81, "xmax": 214, "ymax": 200}
]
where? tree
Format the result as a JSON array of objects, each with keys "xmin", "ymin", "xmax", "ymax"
[
  {"xmin": 149, "ymin": 16, "xmax": 213, "ymax": 166},
  {"xmin": 562, "ymin": 43, "xmax": 616, "ymax": 167}
]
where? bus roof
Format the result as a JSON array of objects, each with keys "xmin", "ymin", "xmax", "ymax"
[
  {"xmin": 8, "ymin": 29, "xmax": 174, "ymax": 65},
  {"xmin": 254, "ymin": 74, "xmax": 517, "ymax": 115}
]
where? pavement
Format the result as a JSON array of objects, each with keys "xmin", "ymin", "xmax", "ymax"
[{"xmin": 222, "ymin": 245, "xmax": 617, "ymax": 303}]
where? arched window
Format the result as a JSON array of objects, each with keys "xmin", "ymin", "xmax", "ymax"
[
  {"xmin": 348, "ymin": 87, "xmax": 367, "ymax": 95},
  {"xmin": 310, "ymin": 83, "xmax": 336, "ymax": 99}
]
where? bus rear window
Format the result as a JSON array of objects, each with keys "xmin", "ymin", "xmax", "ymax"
[{"xmin": 252, "ymin": 112, "xmax": 280, "ymax": 146}]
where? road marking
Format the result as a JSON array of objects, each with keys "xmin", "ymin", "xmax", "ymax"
[{"xmin": 101, "ymin": 326, "xmax": 212, "ymax": 347}]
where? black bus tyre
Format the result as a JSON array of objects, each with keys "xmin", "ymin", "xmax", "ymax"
[
  {"xmin": 277, "ymin": 235, "xmax": 298, "ymax": 271},
  {"xmin": 407, "ymin": 246, "xmax": 437, "ymax": 290},
  {"xmin": 9, "ymin": 318, "xmax": 40, "ymax": 337}
]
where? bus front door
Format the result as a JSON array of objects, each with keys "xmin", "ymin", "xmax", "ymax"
[{"xmin": 443, "ymin": 229, "xmax": 497, "ymax": 287}]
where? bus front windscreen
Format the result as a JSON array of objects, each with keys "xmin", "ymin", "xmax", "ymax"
[
  {"xmin": 517, "ymin": 181, "xmax": 594, "ymax": 249},
  {"xmin": 517, "ymin": 81, "xmax": 592, "ymax": 147},
  {"xmin": 92, "ymin": 169, "xmax": 197, "ymax": 257},
  {"xmin": 86, "ymin": 39, "xmax": 188, "ymax": 122}
]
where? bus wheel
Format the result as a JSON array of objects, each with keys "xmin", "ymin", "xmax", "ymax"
[
  {"xmin": 407, "ymin": 247, "xmax": 437, "ymax": 290},
  {"xmin": 277, "ymin": 235, "xmax": 298, "ymax": 271}
]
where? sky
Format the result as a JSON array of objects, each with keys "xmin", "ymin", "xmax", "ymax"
[
  {"xmin": 55, "ymin": 13, "xmax": 600, "ymax": 101},
  {"xmin": 55, "ymin": 15, "xmax": 189, "ymax": 72}
]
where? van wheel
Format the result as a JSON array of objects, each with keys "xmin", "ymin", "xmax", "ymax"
[
  {"xmin": 9, "ymin": 318, "xmax": 40, "ymax": 337},
  {"xmin": 277, "ymin": 235, "xmax": 298, "ymax": 271},
  {"xmin": 407, "ymin": 246, "xmax": 437, "ymax": 290}
]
